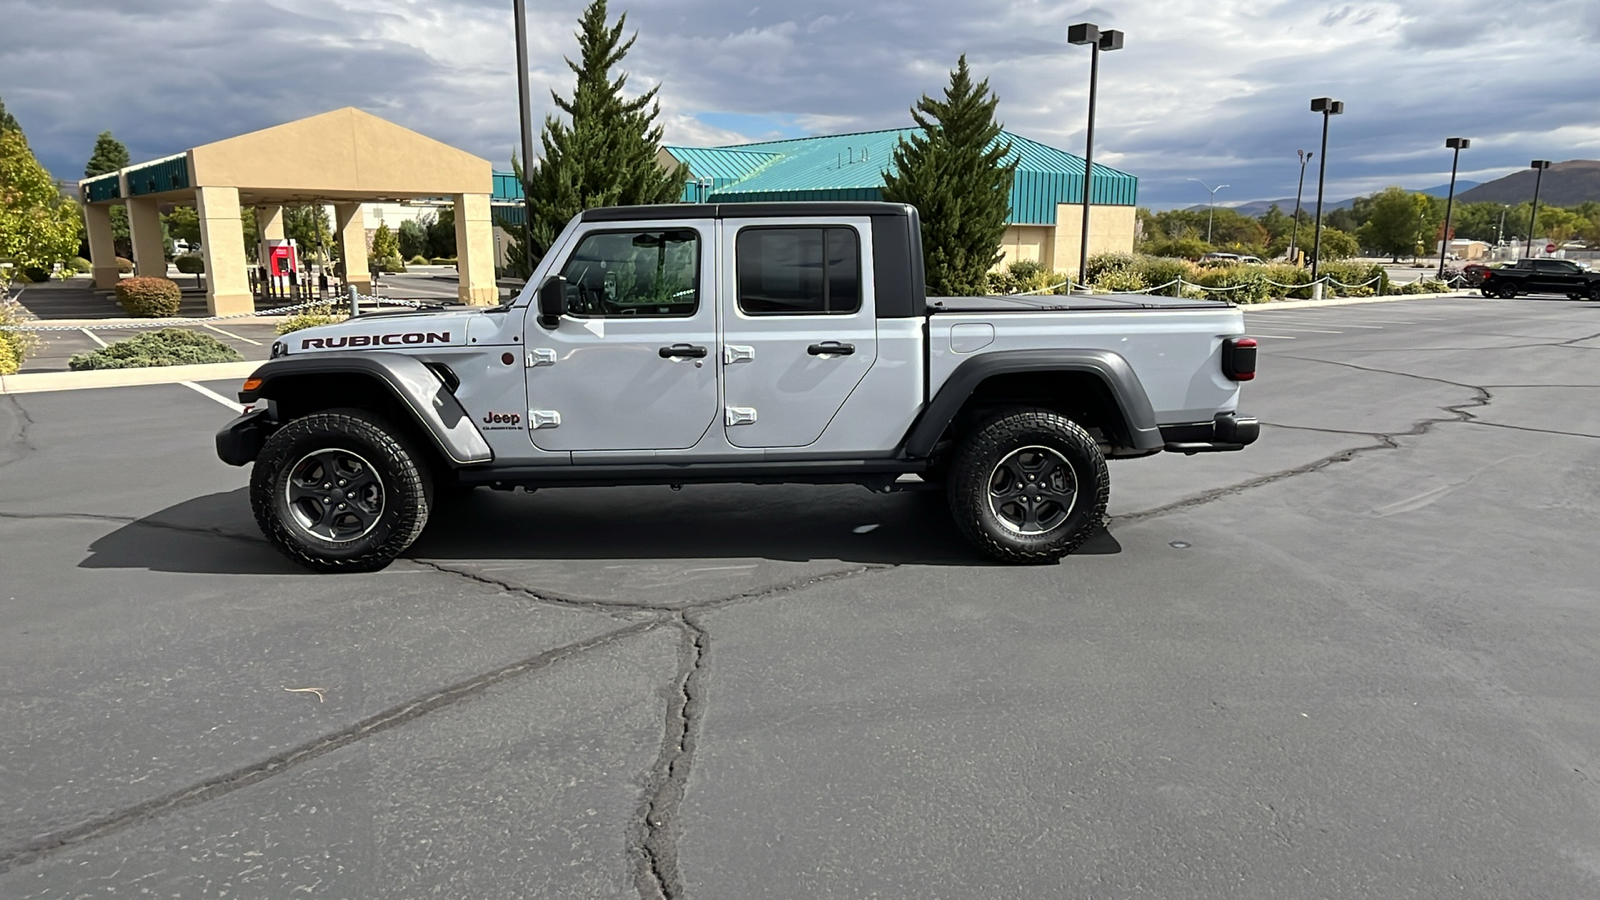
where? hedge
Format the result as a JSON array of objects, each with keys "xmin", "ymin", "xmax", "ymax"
[
  {"xmin": 115, "ymin": 257, "xmax": 134, "ymax": 274},
  {"xmin": 276, "ymin": 304, "xmax": 348, "ymax": 335},
  {"xmin": 115, "ymin": 277, "xmax": 183, "ymax": 317},
  {"xmin": 174, "ymin": 254, "xmax": 205, "ymax": 275},
  {"xmin": 0, "ymin": 300, "xmax": 39, "ymax": 375},
  {"xmin": 68, "ymin": 329, "xmax": 242, "ymax": 370}
]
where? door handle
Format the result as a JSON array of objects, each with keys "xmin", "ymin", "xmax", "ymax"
[
  {"xmin": 807, "ymin": 342, "xmax": 856, "ymax": 356},
  {"xmin": 659, "ymin": 344, "xmax": 708, "ymax": 359}
]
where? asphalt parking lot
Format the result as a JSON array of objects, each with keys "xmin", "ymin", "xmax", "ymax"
[{"xmin": 3, "ymin": 294, "xmax": 1599, "ymax": 898}]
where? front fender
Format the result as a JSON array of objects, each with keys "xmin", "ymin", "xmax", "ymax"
[{"xmin": 232, "ymin": 353, "xmax": 493, "ymax": 466}]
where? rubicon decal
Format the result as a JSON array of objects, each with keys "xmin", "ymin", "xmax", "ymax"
[
  {"xmin": 480, "ymin": 411, "xmax": 523, "ymax": 430},
  {"xmin": 300, "ymin": 332, "xmax": 451, "ymax": 350}
]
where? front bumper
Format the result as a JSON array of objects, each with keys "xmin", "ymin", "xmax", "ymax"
[
  {"xmin": 1160, "ymin": 412, "xmax": 1260, "ymax": 454},
  {"xmin": 216, "ymin": 408, "xmax": 276, "ymax": 466}
]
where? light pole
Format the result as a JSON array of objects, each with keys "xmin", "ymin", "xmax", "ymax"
[
  {"xmin": 1187, "ymin": 178, "xmax": 1229, "ymax": 245},
  {"xmin": 1068, "ymin": 23, "xmax": 1124, "ymax": 287},
  {"xmin": 1525, "ymin": 159, "xmax": 1552, "ymax": 259},
  {"xmin": 1437, "ymin": 137, "xmax": 1469, "ymax": 278},
  {"xmin": 513, "ymin": 0, "xmax": 538, "ymax": 276},
  {"xmin": 1289, "ymin": 149, "xmax": 1311, "ymax": 265},
  {"xmin": 1308, "ymin": 97, "xmax": 1344, "ymax": 289}
]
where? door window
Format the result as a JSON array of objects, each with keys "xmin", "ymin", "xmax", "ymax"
[
  {"xmin": 559, "ymin": 229, "xmax": 700, "ymax": 317},
  {"xmin": 736, "ymin": 227, "xmax": 861, "ymax": 315}
]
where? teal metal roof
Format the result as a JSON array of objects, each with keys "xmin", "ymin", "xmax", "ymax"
[
  {"xmin": 494, "ymin": 171, "xmax": 523, "ymax": 202},
  {"xmin": 664, "ymin": 128, "xmax": 1137, "ymax": 223},
  {"xmin": 124, "ymin": 155, "xmax": 189, "ymax": 196},
  {"xmin": 81, "ymin": 172, "xmax": 121, "ymax": 203}
]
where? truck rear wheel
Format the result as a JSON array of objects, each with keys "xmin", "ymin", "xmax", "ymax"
[
  {"xmin": 250, "ymin": 409, "xmax": 433, "ymax": 572},
  {"xmin": 947, "ymin": 409, "xmax": 1109, "ymax": 564},
  {"xmin": 1495, "ymin": 283, "xmax": 1517, "ymax": 299}
]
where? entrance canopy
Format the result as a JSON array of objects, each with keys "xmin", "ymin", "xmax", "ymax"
[{"xmin": 79, "ymin": 107, "xmax": 497, "ymax": 314}]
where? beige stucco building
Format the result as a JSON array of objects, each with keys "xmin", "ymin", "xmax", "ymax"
[{"xmin": 78, "ymin": 108, "xmax": 498, "ymax": 315}]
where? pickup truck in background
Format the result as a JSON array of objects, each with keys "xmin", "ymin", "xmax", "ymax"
[
  {"xmin": 1480, "ymin": 258, "xmax": 1600, "ymax": 300},
  {"xmin": 217, "ymin": 202, "xmax": 1259, "ymax": 571}
]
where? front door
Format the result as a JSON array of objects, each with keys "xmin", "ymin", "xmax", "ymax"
[
  {"xmin": 522, "ymin": 221, "xmax": 719, "ymax": 452},
  {"xmin": 720, "ymin": 218, "xmax": 878, "ymax": 448}
]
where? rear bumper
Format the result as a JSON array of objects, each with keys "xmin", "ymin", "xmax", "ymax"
[
  {"xmin": 1160, "ymin": 412, "xmax": 1260, "ymax": 454},
  {"xmin": 216, "ymin": 408, "xmax": 276, "ymax": 466}
]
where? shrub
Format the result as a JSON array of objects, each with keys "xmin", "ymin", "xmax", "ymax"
[
  {"xmin": 408, "ymin": 254, "xmax": 430, "ymax": 266},
  {"xmin": 1091, "ymin": 268, "xmax": 1147, "ymax": 293},
  {"xmin": 375, "ymin": 256, "xmax": 405, "ymax": 274},
  {"xmin": 1142, "ymin": 236, "xmax": 1212, "ymax": 260},
  {"xmin": 114, "ymin": 276, "xmax": 182, "ymax": 317},
  {"xmin": 1133, "ymin": 256, "xmax": 1192, "ymax": 296},
  {"xmin": 1257, "ymin": 263, "xmax": 1314, "ymax": 300},
  {"xmin": 23, "ymin": 267, "xmax": 49, "ymax": 283},
  {"xmin": 68, "ymin": 328, "xmax": 242, "ymax": 370},
  {"xmin": 0, "ymin": 299, "xmax": 40, "ymax": 375},
  {"xmin": 173, "ymin": 254, "xmax": 205, "ymax": 275},
  {"xmin": 67, "ymin": 257, "xmax": 92, "ymax": 274},
  {"xmin": 1318, "ymin": 261, "xmax": 1387, "ymax": 295},
  {"xmin": 1188, "ymin": 265, "xmax": 1273, "ymax": 304},
  {"xmin": 275, "ymin": 305, "xmax": 348, "ymax": 335},
  {"xmin": 1084, "ymin": 252, "xmax": 1135, "ymax": 284},
  {"xmin": 115, "ymin": 257, "xmax": 134, "ymax": 274},
  {"xmin": 430, "ymin": 257, "xmax": 457, "ymax": 266}
]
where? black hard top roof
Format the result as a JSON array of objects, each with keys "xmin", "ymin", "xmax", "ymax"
[{"xmin": 580, "ymin": 202, "xmax": 914, "ymax": 222}]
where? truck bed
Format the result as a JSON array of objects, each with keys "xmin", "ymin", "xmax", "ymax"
[{"xmin": 928, "ymin": 294, "xmax": 1231, "ymax": 314}]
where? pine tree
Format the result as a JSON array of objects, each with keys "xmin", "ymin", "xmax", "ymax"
[
  {"xmin": 881, "ymin": 55, "xmax": 1016, "ymax": 297},
  {"xmin": 84, "ymin": 131, "xmax": 130, "ymax": 178},
  {"xmin": 511, "ymin": 0, "xmax": 684, "ymax": 274}
]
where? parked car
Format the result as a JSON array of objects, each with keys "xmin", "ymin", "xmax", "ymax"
[
  {"xmin": 1479, "ymin": 258, "xmax": 1600, "ymax": 300},
  {"xmin": 1460, "ymin": 264, "xmax": 1491, "ymax": 287},
  {"xmin": 217, "ymin": 201, "xmax": 1261, "ymax": 571}
]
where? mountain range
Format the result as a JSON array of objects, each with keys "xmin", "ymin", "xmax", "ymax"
[{"xmin": 1199, "ymin": 159, "xmax": 1600, "ymax": 217}]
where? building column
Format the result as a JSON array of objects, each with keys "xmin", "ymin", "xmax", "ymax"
[
  {"xmin": 334, "ymin": 203, "xmax": 370, "ymax": 295},
  {"xmin": 454, "ymin": 193, "xmax": 497, "ymax": 306},
  {"xmin": 195, "ymin": 186, "xmax": 254, "ymax": 315},
  {"xmin": 83, "ymin": 203, "xmax": 120, "ymax": 289},
  {"xmin": 255, "ymin": 204, "xmax": 284, "ymax": 268},
  {"xmin": 126, "ymin": 196, "xmax": 166, "ymax": 278}
]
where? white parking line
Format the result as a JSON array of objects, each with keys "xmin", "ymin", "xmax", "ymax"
[
  {"xmin": 1249, "ymin": 334, "xmax": 1298, "ymax": 340},
  {"xmin": 179, "ymin": 381, "xmax": 244, "ymax": 413},
  {"xmin": 79, "ymin": 328, "xmax": 108, "ymax": 348},
  {"xmin": 1267, "ymin": 326, "xmax": 1345, "ymax": 334},
  {"xmin": 203, "ymin": 323, "xmax": 263, "ymax": 346},
  {"xmin": 1271, "ymin": 321, "xmax": 1384, "ymax": 329}
]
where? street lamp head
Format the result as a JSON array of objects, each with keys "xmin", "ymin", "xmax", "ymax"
[
  {"xmin": 1310, "ymin": 97, "xmax": 1344, "ymax": 115},
  {"xmin": 1445, "ymin": 137, "xmax": 1470, "ymax": 150},
  {"xmin": 1098, "ymin": 29, "xmax": 1124, "ymax": 51},
  {"xmin": 1530, "ymin": 159, "xmax": 1552, "ymax": 169},
  {"xmin": 1067, "ymin": 22, "xmax": 1100, "ymax": 45}
]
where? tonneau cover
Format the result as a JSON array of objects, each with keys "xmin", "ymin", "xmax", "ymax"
[{"xmin": 927, "ymin": 294, "xmax": 1230, "ymax": 313}]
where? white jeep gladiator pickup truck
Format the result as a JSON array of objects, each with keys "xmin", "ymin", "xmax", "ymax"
[{"xmin": 217, "ymin": 202, "xmax": 1258, "ymax": 571}]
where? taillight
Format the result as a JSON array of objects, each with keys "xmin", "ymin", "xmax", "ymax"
[
  {"xmin": 1481, "ymin": 270, "xmax": 1492, "ymax": 279},
  {"xmin": 1222, "ymin": 337, "xmax": 1257, "ymax": 382}
]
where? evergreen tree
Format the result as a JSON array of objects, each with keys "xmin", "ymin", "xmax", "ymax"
[
  {"xmin": 881, "ymin": 55, "xmax": 1016, "ymax": 297},
  {"xmin": 510, "ymin": 0, "xmax": 684, "ymax": 274},
  {"xmin": 369, "ymin": 221, "xmax": 401, "ymax": 270},
  {"xmin": 84, "ymin": 131, "xmax": 130, "ymax": 178},
  {"xmin": 0, "ymin": 93, "xmax": 20, "ymax": 134}
]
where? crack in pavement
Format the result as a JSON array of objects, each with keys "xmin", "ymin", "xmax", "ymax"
[
  {"xmin": 0, "ymin": 394, "xmax": 36, "ymax": 469},
  {"xmin": 0, "ymin": 620, "xmax": 659, "ymax": 876},
  {"xmin": 1117, "ymin": 357, "xmax": 1491, "ymax": 524}
]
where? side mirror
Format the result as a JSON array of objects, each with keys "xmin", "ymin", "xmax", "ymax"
[{"xmin": 537, "ymin": 276, "xmax": 566, "ymax": 329}]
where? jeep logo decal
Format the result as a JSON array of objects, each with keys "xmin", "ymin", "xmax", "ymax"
[
  {"xmin": 300, "ymin": 332, "xmax": 451, "ymax": 350},
  {"xmin": 482, "ymin": 411, "xmax": 521, "ymax": 426}
]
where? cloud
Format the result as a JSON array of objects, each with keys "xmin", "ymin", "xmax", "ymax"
[{"xmin": 1, "ymin": 0, "xmax": 1597, "ymax": 207}]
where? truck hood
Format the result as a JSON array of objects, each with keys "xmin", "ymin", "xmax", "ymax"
[{"xmin": 278, "ymin": 308, "xmax": 480, "ymax": 355}]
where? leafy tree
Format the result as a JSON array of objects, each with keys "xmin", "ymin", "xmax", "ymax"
[
  {"xmin": 1532, "ymin": 205, "xmax": 1581, "ymax": 246},
  {"xmin": 164, "ymin": 206, "xmax": 201, "ymax": 245},
  {"xmin": 0, "ymin": 129, "xmax": 84, "ymax": 270},
  {"xmin": 1448, "ymin": 201, "xmax": 1511, "ymax": 243},
  {"xmin": 0, "ymin": 93, "xmax": 20, "ymax": 134},
  {"xmin": 1143, "ymin": 235, "xmax": 1213, "ymax": 260},
  {"xmin": 1357, "ymin": 187, "xmax": 1441, "ymax": 261},
  {"xmin": 369, "ymin": 221, "xmax": 401, "ymax": 269},
  {"xmin": 427, "ymin": 207, "xmax": 456, "ymax": 259},
  {"xmin": 1316, "ymin": 226, "xmax": 1360, "ymax": 261},
  {"xmin": 511, "ymin": 0, "xmax": 684, "ymax": 275},
  {"xmin": 881, "ymin": 55, "xmax": 1016, "ymax": 296},
  {"xmin": 84, "ymin": 131, "xmax": 130, "ymax": 178},
  {"xmin": 398, "ymin": 217, "xmax": 429, "ymax": 260},
  {"xmin": 283, "ymin": 204, "xmax": 333, "ymax": 262}
]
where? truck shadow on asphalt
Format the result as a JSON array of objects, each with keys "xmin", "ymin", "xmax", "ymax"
[{"xmin": 78, "ymin": 485, "xmax": 1121, "ymax": 574}]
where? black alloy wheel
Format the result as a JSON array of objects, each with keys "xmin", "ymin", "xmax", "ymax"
[
  {"xmin": 947, "ymin": 408, "xmax": 1109, "ymax": 564},
  {"xmin": 251, "ymin": 409, "xmax": 433, "ymax": 572}
]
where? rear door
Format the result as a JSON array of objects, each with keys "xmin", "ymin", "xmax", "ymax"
[{"xmin": 719, "ymin": 217, "xmax": 878, "ymax": 448}]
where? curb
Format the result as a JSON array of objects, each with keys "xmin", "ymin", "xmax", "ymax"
[
  {"xmin": 0, "ymin": 361, "xmax": 259, "ymax": 395},
  {"xmin": 1246, "ymin": 290, "xmax": 1480, "ymax": 311}
]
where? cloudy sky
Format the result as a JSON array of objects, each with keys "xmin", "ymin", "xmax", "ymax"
[{"xmin": 4, "ymin": 0, "xmax": 1598, "ymax": 208}]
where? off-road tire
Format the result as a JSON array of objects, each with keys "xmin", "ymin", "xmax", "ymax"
[
  {"xmin": 1589, "ymin": 284, "xmax": 1600, "ymax": 303},
  {"xmin": 250, "ymin": 409, "xmax": 433, "ymax": 572},
  {"xmin": 1496, "ymin": 283, "xmax": 1517, "ymax": 299},
  {"xmin": 947, "ymin": 408, "xmax": 1110, "ymax": 564}
]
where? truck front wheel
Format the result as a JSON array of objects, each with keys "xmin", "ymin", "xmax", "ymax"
[
  {"xmin": 250, "ymin": 409, "xmax": 433, "ymax": 572},
  {"xmin": 947, "ymin": 409, "xmax": 1109, "ymax": 564}
]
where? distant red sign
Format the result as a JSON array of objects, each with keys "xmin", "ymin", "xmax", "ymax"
[{"xmin": 1546, "ymin": 243, "xmax": 1557, "ymax": 253}]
